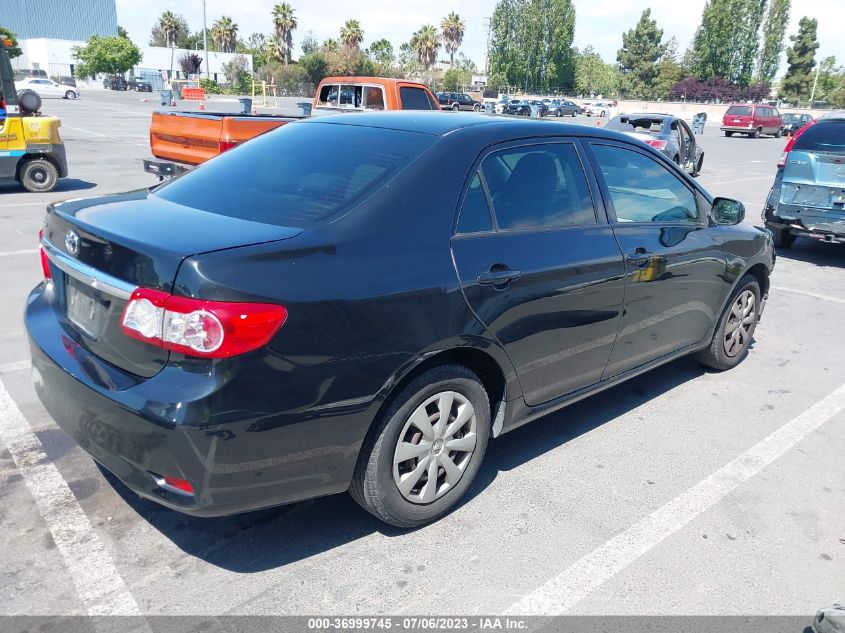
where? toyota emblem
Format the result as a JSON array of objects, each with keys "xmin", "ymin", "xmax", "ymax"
[{"xmin": 65, "ymin": 230, "xmax": 80, "ymax": 256}]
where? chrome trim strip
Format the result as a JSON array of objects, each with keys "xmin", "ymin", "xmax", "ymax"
[{"xmin": 42, "ymin": 239, "xmax": 135, "ymax": 300}]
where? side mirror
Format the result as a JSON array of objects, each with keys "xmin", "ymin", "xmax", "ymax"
[{"xmin": 712, "ymin": 197, "xmax": 745, "ymax": 225}]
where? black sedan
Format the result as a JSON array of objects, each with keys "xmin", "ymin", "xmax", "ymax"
[
  {"xmin": 129, "ymin": 78, "xmax": 153, "ymax": 92},
  {"xmin": 27, "ymin": 113, "xmax": 773, "ymax": 527},
  {"xmin": 781, "ymin": 112, "xmax": 813, "ymax": 135},
  {"xmin": 503, "ymin": 100, "xmax": 549, "ymax": 117},
  {"xmin": 606, "ymin": 113, "xmax": 705, "ymax": 176}
]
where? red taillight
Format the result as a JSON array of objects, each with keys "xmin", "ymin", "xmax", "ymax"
[
  {"xmin": 644, "ymin": 139, "xmax": 668, "ymax": 150},
  {"xmin": 121, "ymin": 287, "xmax": 287, "ymax": 358},
  {"xmin": 161, "ymin": 475, "xmax": 194, "ymax": 494},
  {"xmin": 778, "ymin": 118, "xmax": 817, "ymax": 168},
  {"xmin": 38, "ymin": 229, "xmax": 52, "ymax": 279},
  {"xmin": 218, "ymin": 139, "xmax": 238, "ymax": 153}
]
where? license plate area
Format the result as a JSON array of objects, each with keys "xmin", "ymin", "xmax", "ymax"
[{"xmin": 66, "ymin": 276, "xmax": 113, "ymax": 340}]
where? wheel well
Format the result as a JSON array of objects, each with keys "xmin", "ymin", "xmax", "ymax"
[
  {"xmin": 378, "ymin": 348, "xmax": 507, "ymax": 424},
  {"xmin": 745, "ymin": 263, "xmax": 770, "ymax": 296},
  {"xmin": 16, "ymin": 154, "xmax": 60, "ymax": 181}
]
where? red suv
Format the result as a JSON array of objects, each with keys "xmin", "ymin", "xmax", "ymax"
[{"xmin": 721, "ymin": 104, "xmax": 784, "ymax": 138}]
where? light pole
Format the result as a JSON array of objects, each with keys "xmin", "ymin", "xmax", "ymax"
[
  {"xmin": 483, "ymin": 17, "xmax": 491, "ymax": 76},
  {"xmin": 809, "ymin": 63, "xmax": 821, "ymax": 106},
  {"xmin": 203, "ymin": 0, "xmax": 210, "ymax": 79}
]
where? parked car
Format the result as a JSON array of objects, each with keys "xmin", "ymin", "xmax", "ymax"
[
  {"xmin": 128, "ymin": 78, "xmax": 153, "ymax": 92},
  {"xmin": 28, "ymin": 112, "xmax": 774, "ymax": 528},
  {"xmin": 494, "ymin": 97, "xmax": 511, "ymax": 114},
  {"xmin": 438, "ymin": 92, "xmax": 482, "ymax": 111},
  {"xmin": 103, "ymin": 75, "xmax": 128, "ymax": 91},
  {"xmin": 315, "ymin": 77, "xmax": 440, "ymax": 113},
  {"xmin": 550, "ymin": 99, "xmax": 581, "ymax": 117},
  {"xmin": 52, "ymin": 75, "xmax": 77, "ymax": 88},
  {"xmin": 502, "ymin": 100, "xmax": 547, "ymax": 117},
  {"xmin": 781, "ymin": 112, "xmax": 813, "ymax": 135},
  {"xmin": 721, "ymin": 103, "xmax": 783, "ymax": 138},
  {"xmin": 585, "ymin": 101, "xmax": 614, "ymax": 117},
  {"xmin": 763, "ymin": 113, "xmax": 845, "ymax": 247},
  {"xmin": 605, "ymin": 113, "xmax": 704, "ymax": 176},
  {"xmin": 15, "ymin": 77, "xmax": 79, "ymax": 100}
]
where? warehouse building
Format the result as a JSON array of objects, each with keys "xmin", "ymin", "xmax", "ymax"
[{"xmin": 2, "ymin": 0, "xmax": 118, "ymax": 41}]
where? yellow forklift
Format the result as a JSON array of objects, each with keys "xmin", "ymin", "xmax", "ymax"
[{"xmin": 0, "ymin": 37, "xmax": 67, "ymax": 192}]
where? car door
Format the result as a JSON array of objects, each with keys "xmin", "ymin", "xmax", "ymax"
[
  {"xmin": 678, "ymin": 120, "xmax": 696, "ymax": 170},
  {"xmin": 585, "ymin": 140, "xmax": 727, "ymax": 378},
  {"xmin": 451, "ymin": 139, "xmax": 626, "ymax": 405}
]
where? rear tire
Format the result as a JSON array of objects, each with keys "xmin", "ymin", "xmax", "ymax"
[
  {"xmin": 775, "ymin": 127, "xmax": 783, "ymax": 138},
  {"xmin": 693, "ymin": 155, "xmax": 704, "ymax": 177},
  {"xmin": 696, "ymin": 275, "xmax": 761, "ymax": 371},
  {"xmin": 770, "ymin": 226, "xmax": 796, "ymax": 248},
  {"xmin": 350, "ymin": 364, "xmax": 491, "ymax": 528},
  {"xmin": 452, "ymin": 103, "xmax": 459, "ymax": 111},
  {"xmin": 19, "ymin": 158, "xmax": 59, "ymax": 193},
  {"xmin": 725, "ymin": 131, "xmax": 734, "ymax": 137},
  {"xmin": 752, "ymin": 127, "xmax": 761, "ymax": 139}
]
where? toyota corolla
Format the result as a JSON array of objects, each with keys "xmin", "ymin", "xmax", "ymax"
[{"xmin": 26, "ymin": 112, "xmax": 775, "ymax": 527}]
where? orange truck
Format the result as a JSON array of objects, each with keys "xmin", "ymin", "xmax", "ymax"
[{"xmin": 145, "ymin": 77, "xmax": 440, "ymax": 177}]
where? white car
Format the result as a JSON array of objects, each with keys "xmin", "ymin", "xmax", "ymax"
[
  {"xmin": 585, "ymin": 101, "xmax": 614, "ymax": 117},
  {"xmin": 16, "ymin": 77, "xmax": 80, "ymax": 100}
]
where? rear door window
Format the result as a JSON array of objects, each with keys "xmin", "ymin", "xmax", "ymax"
[
  {"xmin": 726, "ymin": 106, "xmax": 752, "ymax": 117},
  {"xmin": 591, "ymin": 144, "xmax": 699, "ymax": 224},
  {"xmin": 456, "ymin": 174, "xmax": 494, "ymax": 234},
  {"xmin": 155, "ymin": 122, "xmax": 435, "ymax": 227},
  {"xmin": 481, "ymin": 143, "xmax": 596, "ymax": 230},
  {"xmin": 400, "ymin": 86, "xmax": 437, "ymax": 110},
  {"xmin": 792, "ymin": 121, "xmax": 845, "ymax": 154}
]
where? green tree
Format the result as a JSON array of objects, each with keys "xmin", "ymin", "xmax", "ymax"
[
  {"xmin": 781, "ymin": 16, "xmax": 819, "ymax": 102},
  {"xmin": 150, "ymin": 12, "xmax": 189, "ymax": 48},
  {"xmin": 367, "ymin": 39, "xmax": 395, "ymax": 68},
  {"xmin": 411, "ymin": 25, "xmax": 440, "ymax": 69},
  {"xmin": 117, "ymin": 26, "xmax": 129, "ymax": 39},
  {"xmin": 575, "ymin": 46, "xmax": 612, "ymax": 96},
  {"xmin": 489, "ymin": 0, "xmax": 576, "ymax": 93},
  {"xmin": 299, "ymin": 52, "xmax": 329, "ymax": 84},
  {"xmin": 271, "ymin": 3, "xmax": 297, "ymax": 64},
  {"xmin": 654, "ymin": 37, "xmax": 686, "ymax": 98},
  {"xmin": 72, "ymin": 35, "xmax": 143, "ymax": 78},
  {"xmin": 442, "ymin": 67, "xmax": 471, "ymax": 91},
  {"xmin": 398, "ymin": 42, "xmax": 425, "ymax": 77},
  {"xmin": 0, "ymin": 27, "xmax": 23, "ymax": 59},
  {"xmin": 211, "ymin": 16, "xmax": 239, "ymax": 53},
  {"xmin": 756, "ymin": 0, "xmax": 790, "ymax": 82},
  {"xmin": 322, "ymin": 38, "xmax": 339, "ymax": 53},
  {"xmin": 186, "ymin": 30, "xmax": 219, "ymax": 52},
  {"xmin": 266, "ymin": 37, "xmax": 284, "ymax": 64},
  {"xmin": 301, "ymin": 31, "xmax": 319, "ymax": 56},
  {"xmin": 441, "ymin": 12, "xmax": 466, "ymax": 67},
  {"xmin": 340, "ymin": 20, "xmax": 364, "ymax": 51},
  {"xmin": 616, "ymin": 9, "xmax": 667, "ymax": 98}
]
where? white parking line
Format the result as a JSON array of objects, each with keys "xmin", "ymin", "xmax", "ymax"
[
  {"xmin": 772, "ymin": 285, "xmax": 845, "ymax": 305},
  {"xmin": 703, "ymin": 175, "xmax": 773, "ymax": 186},
  {"xmin": 0, "ymin": 377, "xmax": 141, "ymax": 615},
  {"xmin": 62, "ymin": 125, "xmax": 107, "ymax": 137},
  {"xmin": 504, "ymin": 382, "xmax": 845, "ymax": 616},
  {"xmin": 0, "ymin": 249, "xmax": 38, "ymax": 258},
  {"xmin": 0, "ymin": 360, "xmax": 30, "ymax": 374}
]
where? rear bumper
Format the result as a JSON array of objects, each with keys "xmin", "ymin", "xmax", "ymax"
[
  {"xmin": 143, "ymin": 157, "xmax": 192, "ymax": 178},
  {"xmin": 25, "ymin": 282, "xmax": 366, "ymax": 517},
  {"xmin": 721, "ymin": 125, "xmax": 755, "ymax": 133}
]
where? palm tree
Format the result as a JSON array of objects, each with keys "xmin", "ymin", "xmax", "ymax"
[
  {"xmin": 440, "ymin": 12, "xmax": 465, "ymax": 67},
  {"xmin": 267, "ymin": 37, "xmax": 285, "ymax": 63},
  {"xmin": 411, "ymin": 24, "xmax": 440, "ymax": 69},
  {"xmin": 340, "ymin": 19, "xmax": 364, "ymax": 50},
  {"xmin": 211, "ymin": 16, "xmax": 239, "ymax": 53},
  {"xmin": 158, "ymin": 11, "xmax": 182, "ymax": 47},
  {"xmin": 322, "ymin": 38, "xmax": 339, "ymax": 53},
  {"xmin": 271, "ymin": 3, "xmax": 297, "ymax": 65}
]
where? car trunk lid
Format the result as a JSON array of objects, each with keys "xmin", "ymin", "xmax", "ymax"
[{"xmin": 42, "ymin": 189, "xmax": 303, "ymax": 377}]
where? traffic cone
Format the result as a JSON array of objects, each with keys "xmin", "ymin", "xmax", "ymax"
[
  {"xmin": 251, "ymin": 106, "xmax": 258, "ymax": 115},
  {"xmin": 170, "ymin": 97, "xmax": 176, "ymax": 107},
  {"xmin": 596, "ymin": 119, "xmax": 602, "ymax": 127},
  {"xmin": 198, "ymin": 100, "xmax": 205, "ymax": 111}
]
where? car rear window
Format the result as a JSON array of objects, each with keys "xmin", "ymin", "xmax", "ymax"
[
  {"xmin": 792, "ymin": 121, "xmax": 845, "ymax": 154},
  {"xmin": 606, "ymin": 116, "xmax": 664, "ymax": 133},
  {"xmin": 726, "ymin": 106, "xmax": 752, "ymax": 116},
  {"xmin": 400, "ymin": 86, "xmax": 437, "ymax": 110},
  {"xmin": 154, "ymin": 122, "xmax": 435, "ymax": 227}
]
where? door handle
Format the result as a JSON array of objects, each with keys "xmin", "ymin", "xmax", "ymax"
[
  {"xmin": 477, "ymin": 269, "xmax": 522, "ymax": 286},
  {"xmin": 626, "ymin": 249, "xmax": 653, "ymax": 267}
]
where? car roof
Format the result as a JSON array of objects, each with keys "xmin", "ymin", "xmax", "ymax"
[
  {"xmin": 301, "ymin": 110, "xmax": 636, "ymax": 141},
  {"xmin": 618, "ymin": 112, "xmax": 671, "ymax": 119}
]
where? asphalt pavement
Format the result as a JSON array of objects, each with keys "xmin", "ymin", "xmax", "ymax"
[{"xmin": 0, "ymin": 90, "xmax": 843, "ymax": 619}]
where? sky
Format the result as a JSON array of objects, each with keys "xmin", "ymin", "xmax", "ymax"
[{"xmin": 116, "ymin": 0, "xmax": 845, "ymax": 74}]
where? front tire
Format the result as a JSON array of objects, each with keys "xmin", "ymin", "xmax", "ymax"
[
  {"xmin": 65, "ymin": 90, "xmax": 76, "ymax": 100},
  {"xmin": 350, "ymin": 364, "xmax": 491, "ymax": 528},
  {"xmin": 19, "ymin": 158, "xmax": 59, "ymax": 193},
  {"xmin": 752, "ymin": 127, "xmax": 761, "ymax": 139},
  {"xmin": 696, "ymin": 275, "xmax": 761, "ymax": 371}
]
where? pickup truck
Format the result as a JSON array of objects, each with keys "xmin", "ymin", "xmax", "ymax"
[{"xmin": 145, "ymin": 77, "xmax": 439, "ymax": 177}]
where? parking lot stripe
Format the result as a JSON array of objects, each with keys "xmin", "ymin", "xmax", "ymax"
[
  {"xmin": 0, "ymin": 360, "xmax": 30, "ymax": 374},
  {"xmin": 0, "ymin": 249, "xmax": 38, "ymax": 258},
  {"xmin": 503, "ymin": 382, "xmax": 845, "ymax": 616},
  {"xmin": 772, "ymin": 285, "xmax": 845, "ymax": 305},
  {"xmin": 0, "ymin": 377, "xmax": 142, "ymax": 615},
  {"xmin": 63, "ymin": 125, "xmax": 107, "ymax": 138}
]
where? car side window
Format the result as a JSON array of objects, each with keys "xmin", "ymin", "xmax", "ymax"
[
  {"xmin": 456, "ymin": 173, "xmax": 494, "ymax": 234},
  {"xmin": 592, "ymin": 144, "xmax": 700, "ymax": 224},
  {"xmin": 400, "ymin": 87, "xmax": 435, "ymax": 110},
  {"xmin": 482, "ymin": 143, "xmax": 596, "ymax": 230}
]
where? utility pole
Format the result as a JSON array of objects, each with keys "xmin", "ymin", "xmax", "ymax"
[
  {"xmin": 203, "ymin": 0, "xmax": 210, "ymax": 79},
  {"xmin": 483, "ymin": 17, "xmax": 491, "ymax": 76},
  {"xmin": 808, "ymin": 62, "xmax": 820, "ymax": 106}
]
